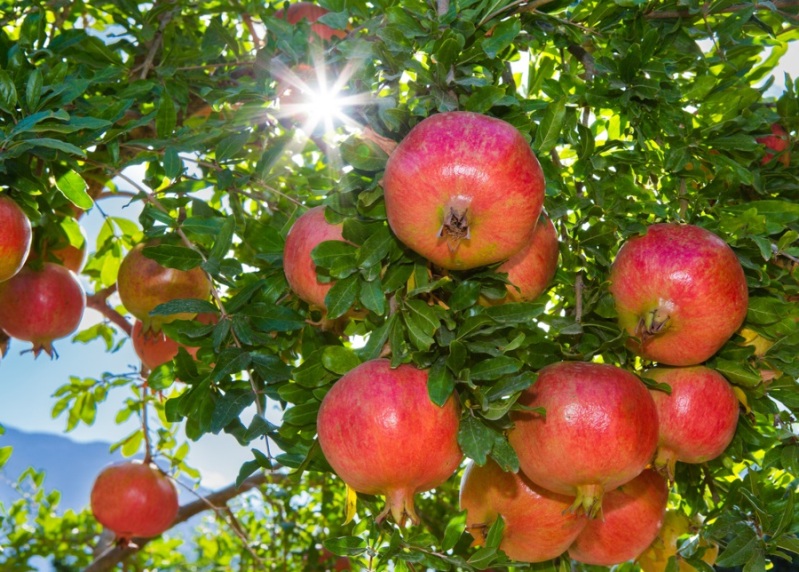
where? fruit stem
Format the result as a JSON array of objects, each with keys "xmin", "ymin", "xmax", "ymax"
[
  {"xmin": 437, "ymin": 196, "xmax": 472, "ymax": 254},
  {"xmin": 568, "ymin": 483, "xmax": 604, "ymax": 519},
  {"xmin": 653, "ymin": 447, "xmax": 678, "ymax": 482},
  {"xmin": 376, "ymin": 488, "xmax": 419, "ymax": 527}
]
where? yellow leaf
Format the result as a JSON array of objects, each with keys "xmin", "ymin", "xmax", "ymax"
[{"xmin": 344, "ymin": 483, "xmax": 357, "ymax": 524}]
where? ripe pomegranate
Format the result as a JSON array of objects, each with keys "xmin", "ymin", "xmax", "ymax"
[
  {"xmin": 459, "ymin": 459, "xmax": 587, "ymax": 562},
  {"xmin": 283, "ymin": 206, "xmax": 347, "ymax": 311},
  {"xmin": 275, "ymin": 2, "xmax": 347, "ymax": 41},
  {"xmin": 132, "ymin": 313, "xmax": 216, "ymax": 370},
  {"xmin": 0, "ymin": 195, "xmax": 32, "ymax": 282},
  {"xmin": 609, "ymin": 223, "xmax": 748, "ymax": 366},
  {"xmin": 757, "ymin": 123, "xmax": 790, "ymax": 166},
  {"xmin": 317, "ymin": 359, "xmax": 462, "ymax": 525},
  {"xmin": 117, "ymin": 241, "xmax": 211, "ymax": 331},
  {"xmin": 646, "ymin": 366, "xmax": 739, "ymax": 478},
  {"xmin": 383, "ymin": 111, "xmax": 545, "ymax": 270},
  {"xmin": 90, "ymin": 460, "xmax": 178, "ymax": 539},
  {"xmin": 568, "ymin": 469, "xmax": 668, "ymax": 566},
  {"xmin": 0, "ymin": 263, "xmax": 86, "ymax": 357},
  {"xmin": 495, "ymin": 213, "xmax": 559, "ymax": 303},
  {"xmin": 508, "ymin": 361, "xmax": 658, "ymax": 517}
]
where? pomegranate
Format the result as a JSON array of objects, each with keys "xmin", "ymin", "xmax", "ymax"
[
  {"xmin": 117, "ymin": 241, "xmax": 211, "ymax": 331},
  {"xmin": 568, "ymin": 469, "xmax": 668, "ymax": 566},
  {"xmin": 383, "ymin": 111, "xmax": 545, "ymax": 270},
  {"xmin": 609, "ymin": 223, "xmax": 748, "ymax": 366},
  {"xmin": 283, "ymin": 206, "xmax": 347, "ymax": 311},
  {"xmin": 757, "ymin": 123, "xmax": 790, "ymax": 166},
  {"xmin": 495, "ymin": 213, "xmax": 559, "ymax": 303},
  {"xmin": 132, "ymin": 313, "xmax": 216, "ymax": 370},
  {"xmin": 0, "ymin": 195, "xmax": 32, "ymax": 282},
  {"xmin": 274, "ymin": 2, "xmax": 347, "ymax": 41},
  {"xmin": 646, "ymin": 366, "xmax": 739, "ymax": 478},
  {"xmin": 49, "ymin": 224, "xmax": 89, "ymax": 273},
  {"xmin": 508, "ymin": 361, "xmax": 658, "ymax": 517},
  {"xmin": 316, "ymin": 359, "xmax": 462, "ymax": 525},
  {"xmin": 459, "ymin": 459, "xmax": 587, "ymax": 562},
  {"xmin": 90, "ymin": 460, "xmax": 178, "ymax": 539},
  {"xmin": 0, "ymin": 263, "xmax": 86, "ymax": 357},
  {"xmin": 637, "ymin": 510, "xmax": 718, "ymax": 572}
]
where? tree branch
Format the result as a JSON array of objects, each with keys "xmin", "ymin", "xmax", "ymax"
[
  {"xmin": 645, "ymin": 0, "xmax": 799, "ymax": 19},
  {"xmin": 86, "ymin": 285, "xmax": 132, "ymax": 337},
  {"xmin": 84, "ymin": 472, "xmax": 272, "ymax": 572}
]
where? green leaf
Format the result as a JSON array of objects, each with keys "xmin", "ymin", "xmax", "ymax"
[
  {"xmin": 358, "ymin": 277, "xmax": 386, "ymax": 315},
  {"xmin": 484, "ymin": 514, "xmax": 505, "ymax": 549},
  {"xmin": 716, "ymin": 526, "xmax": 760, "ymax": 567},
  {"xmin": 467, "ymin": 546, "xmax": 497, "ymax": 567},
  {"xmin": 0, "ymin": 446, "xmax": 12, "ymax": 469},
  {"xmin": 340, "ymin": 137, "xmax": 389, "ymax": 171},
  {"xmin": 311, "ymin": 240, "xmax": 357, "ymax": 269},
  {"xmin": 534, "ymin": 96, "xmax": 567, "ymax": 155},
  {"xmin": 26, "ymin": 137, "xmax": 86, "ymax": 156},
  {"xmin": 150, "ymin": 299, "xmax": 218, "ymax": 316},
  {"xmin": 216, "ymin": 132, "xmax": 250, "ymax": 162},
  {"xmin": 713, "ymin": 358, "xmax": 762, "ymax": 388},
  {"xmin": 0, "ymin": 70, "xmax": 17, "ymax": 112},
  {"xmin": 458, "ymin": 415, "xmax": 495, "ymax": 465},
  {"xmin": 321, "ymin": 346, "xmax": 361, "ymax": 375},
  {"xmin": 449, "ymin": 281, "xmax": 481, "ymax": 312},
  {"xmin": 490, "ymin": 437, "xmax": 519, "ymax": 472},
  {"xmin": 484, "ymin": 371, "xmax": 536, "ymax": 400},
  {"xmin": 55, "ymin": 169, "xmax": 93, "ymax": 209},
  {"xmin": 163, "ymin": 146, "xmax": 182, "ymax": 179},
  {"xmin": 142, "ymin": 244, "xmax": 204, "ymax": 270},
  {"xmin": 482, "ymin": 17, "xmax": 521, "ymax": 58},
  {"xmin": 26, "ymin": 68, "xmax": 42, "ymax": 111},
  {"xmin": 483, "ymin": 301, "xmax": 546, "ymax": 324},
  {"xmin": 428, "ymin": 359, "xmax": 456, "ymax": 407},
  {"xmin": 323, "ymin": 536, "xmax": 368, "ymax": 557},
  {"xmin": 209, "ymin": 217, "xmax": 235, "ymax": 262},
  {"xmin": 325, "ymin": 275, "xmax": 359, "ymax": 320},
  {"xmin": 283, "ymin": 402, "xmax": 321, "ymax": 426},
  {"xmin": 470, "ymin": 356, "xmax": 522, "ymax": 381},
  {"xmin": 156, "ymin": 94, "xmax": 176, "ymax": 138},
  {"xmin": 210, "ymin": 390, "xmax": 254, "ymax": 433},
  {"xmin": 357, "ymin": 225, "xmax": 393, "ymax": 268}
]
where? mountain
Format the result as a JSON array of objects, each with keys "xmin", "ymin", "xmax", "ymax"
[{"xmin": 0, "ymin": 425, "xmax": 122, "ymax": 512}]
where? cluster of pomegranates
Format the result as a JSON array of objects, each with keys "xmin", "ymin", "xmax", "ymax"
[
  {"xmin": 282, "ymin": 110, "xmax": 750, "ymax": 566},
  {"xmin": 0, "ymin": 196, "xmax": 88, "ymax": 357}
]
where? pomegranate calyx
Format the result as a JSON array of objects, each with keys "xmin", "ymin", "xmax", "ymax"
[
  {"xmin": 376, "ymin": 488, "xmax": 419, "ymax": 527},
  {"xmin": 637, "ymin": 307, "xmax": 671, "ymax": 340},
  {"xmin": 438, "ymin": 196, "xmax": 472, "ymax": 254},
  {"xmin": 653, "ymin": 447, "xmax": 678, "ymax": 483},
  {"xmin": 569, "ymin": 483, "xmax": 605, "ymax": 519}
]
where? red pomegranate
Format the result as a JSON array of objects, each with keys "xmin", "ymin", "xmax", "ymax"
[
  {"xmin": 132, "ymin": 313, "xmax": 216, "ymax": 370},
  {"xmin": 508, "ymin": 361, "xmax": 658, "ymax": 517},
  {"xmin": 317, "ymin": 359, "xmax": 462, "ymax": 525},
  {"xmin": 646, "ymin": 366, "xmax": 739, "ymax": 478},
  {"xmin": 757, "ymin": 123, "xmax": 790, "ymax": 166},
  {"xmin": 49, "ymin": 224, "xmax": 89, "ymax": 273},
  {"xmin": 496, "ymin": 213, "xmax": 559, "ymax": 303},
  {"xmin": 568, "ymin": 470, "xmax": 669, "ymax": 566},
  {"xmin": 283, "ymin": 206, "xmax": 347, "ymax": 310},
  {"xmin": 274, "ymin": 2, "xmax": 347, "ymax": 41},
  {"xmin": 117, "ymin": 241, "xmax": 211, "ymax": 331},
  {"xmin": 609, "ymin": 223, "xmax": 748, "ymax": 366},
  {"xmin": 0, "ymin": 263, "xmax": 86, "ymax": 357},
  {"xmin": 0, "ymin": 195, "xmax": 32, "ymax": 282},
  {"xmin": 90, "ymin": 460, "xmax": 179, "ymax": 539},
  {"xmin": 383, "ymin": 112, "xmax": 545, "ymax": 270},
  {"xmin": 459, "ymin": 459, "xmax": 587, "ymax": 562}
]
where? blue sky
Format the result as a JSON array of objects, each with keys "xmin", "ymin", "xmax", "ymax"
[{"xmin": 1, "ymin": 42, "xmax": 797, "ymax": 491}]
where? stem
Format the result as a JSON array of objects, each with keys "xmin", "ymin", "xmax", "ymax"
[
  {"xmin": 86, "ymin": 285, "xmax": 133, "ymax": 336},
  {"xmin": 141, "ymin": 384, "xmax": 153, "ymax": 464},
  {"xmin": 575, "ymin": 272, "xmax": 584, "ymax": 323}
]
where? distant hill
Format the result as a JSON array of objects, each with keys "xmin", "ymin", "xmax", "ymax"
[{"xmin": 0, "ymin": 425, "xmax": 123, "ymax": 512}]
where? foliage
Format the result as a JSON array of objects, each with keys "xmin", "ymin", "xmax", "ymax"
[{"xmin": 1, "ymin": 0, "xmax": 799, "ymax": 569}]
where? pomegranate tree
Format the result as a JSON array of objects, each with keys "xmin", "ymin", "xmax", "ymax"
[
  {"xmin": 0, "ymin": 195, "xmax": 32, "ymax": 282},
  {"xmin": 117, "ymin": 241, "xmax": 211, "ymax": 331},
  {"xmin": 459, "ymin": 459, "xmax": 587, "ymax": 562},
  {"xmin": 0, "ymin": 263, "xmax": 86, "ymax": 357},
  {"xmin": 383, "ymin": 111, "xmax": 545, "ymax": 270},
  {"xmin": 316, "ymin": 359, "xmax": 462, "ymax": 525},
  {"xmin": 90, "ymin": 460, "xmax": 178, "ymax": 539},
  {"xmin": 494, "ymin": 213, "xmax": 559, "ymax": 303},
  {"xmin": 274, "ymin": 2, "xmax": 347, "ymax": 41},
  {"xmin": 609, "ymin": 223, "xmax": 748, "ymax": 366},
  {"xmin": 646, "ymin": 366, "xmax": 739, "ymax": 478},
  {"xmin": 508, "ymin": 361, "xmax": 658, "ymax": 517},
  {"xmin": 569, "ymin": 469, "xmax": 669, "ymax": 566},
  {"xmin": 283, "ymin": 206, "xmax": 347, "ymax": 311}
]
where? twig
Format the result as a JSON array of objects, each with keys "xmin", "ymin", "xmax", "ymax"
[
  {"xmin": 575, "ymin": 272, "xmax": 584, "ymax": 323},
  {"xmin": 679, "ymin": 178, "xmax": 688, "ymax": 221},
  {"xmin": 141, "ymin": 386, "xmax": 153, "ymax": 464},
  {"xmin": 84, "ymin": 472, "xmax": 271, "ymax": 572},
  {"xmin": 644, "ymin": 0, "xmax": 799, "ymax": 19},
  {"xmin": 241, "ymin": 13, "xmax": 262, "ymax": 49},
  {"xmin": 86, "ymin": 285, "xmax": 133, "ymax": 336}
]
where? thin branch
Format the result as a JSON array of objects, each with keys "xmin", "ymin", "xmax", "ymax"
[
  {"xmin": 575, "ymin": 272, "xmax": 584, "ymax": 324},
  {"xmin": 86, "ymin": 285, "xmax": 133, "ymax": 336},
  {"xmin": 645, "ymin": 0, "xmax": 799, "ymax": 19},
  {"xmin": 84, "ymin": 472, "xmax": 272, "ymax": 572},
  {"xmin": 241, "ymin": 13, "xmax": 262, "ymax": 49}
]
